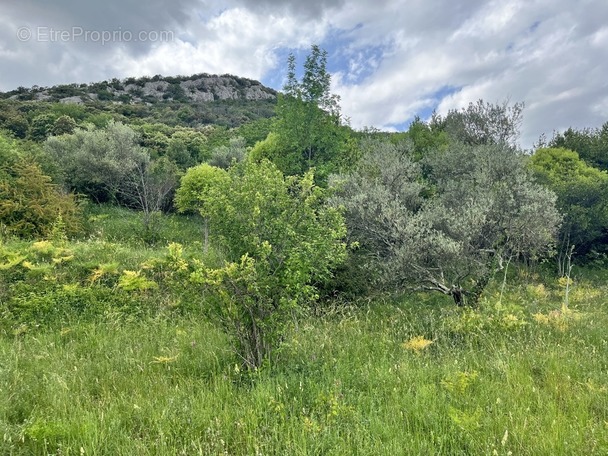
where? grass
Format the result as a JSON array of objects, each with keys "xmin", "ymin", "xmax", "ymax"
[
  {"xmin": 0, "ymin": 206, "xmax": 607, "ymax": 454},
  {"xmin": 1, "ymin": 288, "xmax": 607, "ymax": 454}
]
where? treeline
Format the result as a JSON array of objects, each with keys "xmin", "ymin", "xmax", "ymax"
[
  {"xmin": 0, "ymin": 95, "xmax": 275, "ymax": 140},
  {"xmin": 1, "ymin": 46, "xmax": 607, "ymax": 368}
]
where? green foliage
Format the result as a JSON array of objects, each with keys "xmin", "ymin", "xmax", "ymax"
[
  {"xmin": 0, "ymin": 112, "xmax": 29, "ymax": 139},
  {"xmin": 166, "ymin": 129, "xmax": 207, "ymax": 168},
  {"xmin": 51, "ymin": 115, "xmax": 77, "ymax": 136},
  {"xmin": 29, "ymin": 113, "xmax": 57, "ymax": 141},
  {"xmin": 265, "ymin": 45, "xmax": 353, "ymax": 181},
  {"xmin": 333, "ymin": 139, "xmax": 560, "ymax": 304},
  {"xmin": 0, "ymin": 141, "xmax": 82, "ymax": 239},
  {"xmin": 44, "ymin": 121, "xmax": 149, "ymax": 203},
  {"xmin": 208, "ymin": 136, "xmax": 247, "ymax": 169},
  {"xmin": 84, "ymin": 204, "xmax": 204, "ymax": 246},
  {"xmin": 529, "ymin": 147, "xmax": 608, "ymax": 264},
  {"xmin": 431, "ymin": 99, "xmax": 525, "ymax": 147},
  {"xmin": 546, "ymin": 122, "xmax": 608, "ymax": 170},
  {"xmin": 400, "ymin": 116, "xmax": 450, "ymax": 160},
  {"xmin": 174, "ymin": 164, "xmax": 229, "ymax": 216},
  {"xmin": 190, "ymin": 159, "xmax": 346, "ymax": 368},
  {"xmin": 117, "ymin": 270, "xmax": 158, "ymax": 292},
  {"xmin": 235, "ymin": 117, "xmax": 273, "ymax": 147}
]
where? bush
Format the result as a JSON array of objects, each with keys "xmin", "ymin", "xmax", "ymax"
[{"xmin": 0, "ymin": 158, "xmax": 82, "ymax": 239}]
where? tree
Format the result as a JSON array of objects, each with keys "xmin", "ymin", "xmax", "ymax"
[
  {"xmin": 529, "ymin": 147, "xmax": 608, "ymax": 270},
  {"xmin": 547, "ymin": 122, "xmax": 608, "ymax": 171},
  {"xmin": 166, "ymin": 129, "xmax": 207, "ymax": 169},
  {"xmin": 253, "ymin": 45, "xmax": 352, "ymax": 181},
  {"xmin": 208, "ymin": 136, "xmax": 247, "ymax": 169},
  {"xmin": 29, "ymin": 114, "xmax": 57, "ymax": 142},
  {"xmin": 333, "ymin": 139, "xmax": 559, "ymax": 305},
  {"xmin": 121, "ymin": 156, "xmax": 180, "ymax": 242},
  {"xmin": 44, "ymin": 121, "xmax": 148, "ymax": 203},
  {"xmin": 189, "ymin": 159, "xmax": 346, "ymax": 368},
  {"xmin": 431, "ymin": 99, "xmax": 525, "ymax": 148},
  {"xmin": 51, "ymin": 115, "xmax": 77, "ymax": 136},
  {"xmin": 1, "ymin": 112, "xmax": 29, "ymax": 139},
  {"xmin": 174, "ymin": 163, "xmax": 230, "ymax": 252}
]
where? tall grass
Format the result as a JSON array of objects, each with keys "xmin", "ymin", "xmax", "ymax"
[{"xmin": 1, "ymin": 284, "xmax": 607, "ymax": 454}]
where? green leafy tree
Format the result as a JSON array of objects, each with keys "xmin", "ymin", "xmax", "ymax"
[
  {"xmin": 29, "ymin": 114, "xmax": 57, "ymax": 142},
  {"xmin": 333, "ymin": 139, "xmax": 559, "ymax": 305},
  {"xmin": 166, "ymin": 129, "xmax": 207, "ymax": 169},
  {"xmin": 546, "ymin": 122, "xmax": 608, "ymax": 171},
  {"xmin": 254, "ymin": 45, "xmax": 352, "ymax": 181},
  {"xmin": 1, "ymin": 113, "xmax": 29, "ymax": 139},
  {"xmin": 52, "ymin": 115, "xmax": 77, "ymax": 136},
  {"xmin": 189, "ymin": 159, "xmax": 346, "ymax": 368},
  {"xmin": 402, "ymin": 116, "xmax": 450, "ymax": 160},
  {"xmin": 529, "ymin": 147, "xmax": 608, "ymax": 269},
  {"xmin": 174, "ymin": 163, "xmax": 230, "ymax": 252}
]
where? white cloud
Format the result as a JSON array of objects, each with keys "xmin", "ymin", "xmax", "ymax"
[{"xmin": 0, "ymin": 0, "xmax": 607, "ymax": 147}]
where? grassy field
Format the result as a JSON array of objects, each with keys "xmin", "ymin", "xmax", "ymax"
[{"xmin": 1, "ymin": 207, "xmax": 607, "ymax": 455}]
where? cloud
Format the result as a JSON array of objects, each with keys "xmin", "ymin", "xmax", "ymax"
[
  {"xmin": 330, "ymin": 0, "xmax": 608, "ymax": 147},
  {"xmin": 0, "ymin": 0, "xmax": 607, "ymax": 148}
]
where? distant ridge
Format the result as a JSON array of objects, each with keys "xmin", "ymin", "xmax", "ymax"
[{"xmin": 0, "ymin": 73, "xmax": 277, "ymax": 105}]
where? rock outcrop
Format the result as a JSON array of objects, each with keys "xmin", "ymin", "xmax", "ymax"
[{"xmin": 1, "ymin": 74, "xmax": 277, "ymax": 104}]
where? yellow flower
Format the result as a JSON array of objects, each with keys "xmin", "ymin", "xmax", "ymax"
[
  {"xmin": 152, "ymin": 355, "xmax": 179, "ymax": 364},
  {"xmin": 403, "ymin": 336, "xmax": 433, "ymax": 352}
]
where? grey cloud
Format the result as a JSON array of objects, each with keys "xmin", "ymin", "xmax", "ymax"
[
  {"xmin": 235, "ymin": 0, "xmax": 345, "ymax": 19},
  {"xmin": 3, "ymin": 0, "xmax": 201, "ymax": 32}
]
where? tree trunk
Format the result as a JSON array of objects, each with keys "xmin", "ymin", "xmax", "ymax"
[
  {"xmin": 451, "ymin": 287, "xmax": 465, "ymax": 306},
  {"xmin": 203, "ymin": 217, "xmax": 209, "ymax": 254}
]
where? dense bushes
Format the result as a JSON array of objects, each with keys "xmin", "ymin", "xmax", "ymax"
[{"xmin": 0, "ymin": 134, "xmax": 82, "ymax": 239}]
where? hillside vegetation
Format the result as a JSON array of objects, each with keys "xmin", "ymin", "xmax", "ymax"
[{"xmin": 1, "ymin": 46, "xmax": 607, "ymax": 454}]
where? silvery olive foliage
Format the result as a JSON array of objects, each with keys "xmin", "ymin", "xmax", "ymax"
[{"xmin": 332, "ymin": 139, "xmax": 560, "ymax": 305}]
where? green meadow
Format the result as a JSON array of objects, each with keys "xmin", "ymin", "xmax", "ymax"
[{"xmin": 1, "ymin": 208, "xmax": 606, "ymax": 455}]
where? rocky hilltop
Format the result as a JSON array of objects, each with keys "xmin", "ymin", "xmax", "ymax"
[{"xmin": 1, "ymin": 74, "xmax": 277, "ymax": 105}]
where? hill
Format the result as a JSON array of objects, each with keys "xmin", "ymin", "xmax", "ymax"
[
  {"xmin": 0, "ymin": 73, "xmax": 277, "ymax": 104},
  {"xmin": 0, "ymin": 74, "xmax": 278, "ymax": 132}
]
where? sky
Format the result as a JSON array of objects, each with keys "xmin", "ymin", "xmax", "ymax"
[{"xmin": 1, "ymin": 0, "xmax": 607, "ymax": 148}]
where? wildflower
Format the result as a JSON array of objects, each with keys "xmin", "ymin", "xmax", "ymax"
[
  {"xmin": 403, "ymin": 336, "xmax": 433, "ymax": 353},
  {"xmin": 152, "ymin": 355, "xmax": 179, "ymax": 364}
]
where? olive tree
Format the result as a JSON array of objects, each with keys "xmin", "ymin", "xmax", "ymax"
[
  {"xmin": 44, "ymin": 121, "xmax": 147, "ymax": 203},
  {"xmin": 432, "ymin": 99, "xmax": 525, "ymax": 147},
  {"xmin": 333, "ymin": 139, "xmax": 560, "ymax": 305}
]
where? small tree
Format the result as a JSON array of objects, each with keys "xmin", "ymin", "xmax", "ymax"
[
  {"xmin": 121, "ymin": 156, "xmax": 180, "ymax": 242},
  {"xmin": 190, "ymin": 159, "xmax": 346, "ymax": 368},
  {"xmin": 0, "ymin": 133, "xmax": 81, "ymax": 238},
  {"xmin": 174, "ymin": 163, "xmax": 230, "ymax": 253},
  {"xmin": 0, "ymin": 160, "xmax": 82, "ymax": 239},
  {"xmin": 253, "ymin": 45, "xmax": 352, "ymax": 181}
]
